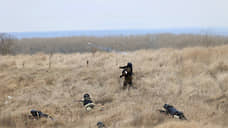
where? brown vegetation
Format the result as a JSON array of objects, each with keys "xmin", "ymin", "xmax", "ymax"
[
  {"xmin": 0, "ymin": 45, "xmax": 228, "ymax": 128},
  {"xmin": 0, "ymin": 33, "xmax": 15, "ymax": 55},
  {"xmin": 14, "ymin": 34, "xmax": 228, "ymax": 54}
]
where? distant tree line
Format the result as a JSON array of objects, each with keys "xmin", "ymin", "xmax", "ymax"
[{"xmin": 1, "ymin": 33, "xmax": 228, "ymax": 55}]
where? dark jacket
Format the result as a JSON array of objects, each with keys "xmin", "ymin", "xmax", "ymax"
[
  {"xmin": 31, "ymin": 110, "xmax": 48, "ymax": 118},
  {"xmin": 83, "ymin": 99, "xmax": 93, "ymax": 106},
  {"xmin": 163, "ymin": 104, "xmax": 186, "ymax": 120}
]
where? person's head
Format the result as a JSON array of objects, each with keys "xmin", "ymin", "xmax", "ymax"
[
  {"xmin": 163, "ymin": 104, "xmax": 169, "ymax": 109},
  {"xmin": 84, "ymin": 93, "xmax": 90, "ymax": 100},
  {"xmin": 127, "ymin": 62, "xmax": 132, "ymax": 68},
  {"xmin": 127, "ymin": 62, "xmax": 133, "ymax": 72},
  {"xmin": 97, "ymin": 122, "xmax": 105, "ymax": 128}
]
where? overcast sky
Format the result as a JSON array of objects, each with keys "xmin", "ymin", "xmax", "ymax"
[{"xmin": 0, "ymin": 0, "xmax": 227, "ymax": 32}]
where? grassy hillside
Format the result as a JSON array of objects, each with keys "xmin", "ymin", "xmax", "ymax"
[{"xmin": 0, "ymin": 45, "xmax": 228, "ymax": 128}]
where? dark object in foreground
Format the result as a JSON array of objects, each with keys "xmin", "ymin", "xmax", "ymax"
[
  {"xmin": 97, "ymin": 122, "xmax": 106, "ymax": 128},
  {"xmin": 30, "ymin": 110, "xmax": 54, "ymax": 120},
  {"xmin": 159, "ymin": 104, "xmax": 187, "ymax": 120},
  {"xmin": 82, "ymin": 93, "xmax": 93, "ymax": 106},
  {"xmin": 78, "ymin": 93, "xmax": 95, "ymax": 111},
  {"xmin": 119, "ymin": 62, "xmax": 133, "ymax": 89}
]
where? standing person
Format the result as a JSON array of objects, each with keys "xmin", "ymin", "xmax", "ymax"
[{"xmin": 119, "ymin": 62, "xmax": 133, "ymax": 89}]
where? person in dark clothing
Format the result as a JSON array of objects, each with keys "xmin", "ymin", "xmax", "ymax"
[
  {"xmin": 30, "ymin": 110, "xmax": 53, "ymax": 120},
  {"xmin": 97, "ymin": 122, "xmax": 106, "ymax": 128},
  {"xmin": 159, "ymin": 104, "xmax": 187, "ymax": 120},
  {"xmin": 119, "ymin": 62, "xmax": 133, "ymax": 89},
  {"xmin": 82, "ymin": 93, "xmax": 93, "ymax": 105},
  {"xmin": 120, "ymin": 62, "xmax": 133, "ymax": 73},
  {"xmin": 80, "ymin": 93, "xmax": 95, "ymax": 111}
]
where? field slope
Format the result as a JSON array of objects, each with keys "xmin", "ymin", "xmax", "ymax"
[{"xmin": 0, "ymin": 45, "xmax": 228, "ymax": 128}]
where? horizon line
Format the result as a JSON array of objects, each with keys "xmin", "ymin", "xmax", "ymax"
[{"xmin": 4, "ymin": 27, "xmax": 228, "ymax": 33}]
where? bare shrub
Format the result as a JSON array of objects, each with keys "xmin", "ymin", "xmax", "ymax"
[
  {"xmin": 48, "ymin": 51, "xmax": 53, "ymax": 69},
  {"xmin": 0, "ymin": 33, "xmax": 15, "ymax": 55}
]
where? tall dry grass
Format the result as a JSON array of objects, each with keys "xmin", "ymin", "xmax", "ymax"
[{"xmin": 0, "ymin": 45, "xmax": 228, "ymax": 128}]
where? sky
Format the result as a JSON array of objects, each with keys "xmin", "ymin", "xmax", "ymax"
[{"xmin": 0, "ymin": 0, "xmax": 228, "ymax": 32}]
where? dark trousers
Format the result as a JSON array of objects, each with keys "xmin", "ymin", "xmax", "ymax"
[{"xmin": 123, "ymin": 76, "xmax": 132, "ymax": 89}]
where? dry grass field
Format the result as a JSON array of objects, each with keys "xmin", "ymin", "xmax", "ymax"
[{"xmin": 0, "ymin": 45, "xmax": 228, "ymax": 128}]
